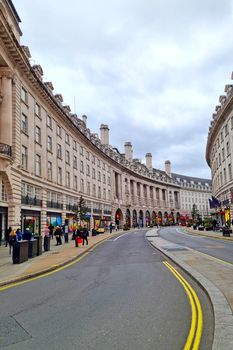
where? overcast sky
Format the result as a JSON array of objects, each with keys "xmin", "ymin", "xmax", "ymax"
[{"xmin": 13, "ymin": 0, "xmax": 233, "ymax": 179}]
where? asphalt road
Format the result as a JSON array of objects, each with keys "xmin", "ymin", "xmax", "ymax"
[
  {"xmin": 160, "ymin": 226, "xmax": 233, "ymax": 264},
  {"xmin": 0, "ymin": 229, "xmax": 213, "ymax": 350}
]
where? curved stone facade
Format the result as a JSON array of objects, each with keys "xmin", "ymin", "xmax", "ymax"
[
  {"xmin": 0, "ymin": 1, "xmax": 212, "ymax": 235},
  {"xmin": 206, "ymin": 72, "xmax": 233, "ymax": 213}
]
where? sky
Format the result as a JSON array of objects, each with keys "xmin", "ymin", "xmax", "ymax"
[{"xmin": 12, "ymin": 0, "xmax": 233, "ymax": 179}]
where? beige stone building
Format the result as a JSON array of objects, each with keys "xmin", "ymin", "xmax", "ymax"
[
  {"xmin": 0, "ymin": 1, "xmax": 211, "ymax": 237},
  {"xmin": 206, "ymin": 72, "xmax": 233, "ymax": 224}
]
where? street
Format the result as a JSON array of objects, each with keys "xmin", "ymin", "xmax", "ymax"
[{"xmin": 0, "ymin": 229, "xmax": 213, "ymax": 349}]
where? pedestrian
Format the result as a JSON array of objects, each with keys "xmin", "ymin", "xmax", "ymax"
[
  {"xmin": 16, "ymin": 228, "xmax": 22, "ymax": 241},
  {"xmin": 9, "ymin": 229, "xmax": 16, "ymax": 254},
  {"xmin": 48, "ymin": 223, "xmax": 54, "ymax": 239},
  {"xmin": 54, "ymin": 226, "xmax": 62, "ymax": 245},
  {"xmin": 0, "ymin": 227, "xmax": 2, "ymax": 246},
  {"xmin": 43, "ymin": 226, "xmax": 50, "ymax": 237},
  {"xmin": 5, "ymin": 226, "xmax": 11, "ymax": 247},
  {"xmin": 109, "ymin": 222, "xmax": 113, "ymax": 234},
  {"xmin": 23, "ymin": 227, "xmax": 32, "ymax": 241},
  {"xmin": 82, "ymin": 227, "xmax": 88, "ymax": 246}
]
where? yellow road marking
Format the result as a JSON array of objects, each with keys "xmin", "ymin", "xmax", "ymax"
[
  {"xmin": 0, "ymin": 252, "xmax": 90, "ymax": 292},
  {"xmin": 163, "ymin": 261, "xmax": 203, "ymax": 350}
]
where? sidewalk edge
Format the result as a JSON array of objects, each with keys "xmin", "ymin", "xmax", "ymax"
[{"xmin": 146, "ymin": 230, "xmax": 233, "ymax": 350}]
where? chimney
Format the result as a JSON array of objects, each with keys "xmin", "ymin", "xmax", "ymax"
[
  {"xmin": 82, "ymin": 115, "xmax": 87, "ymax": 126},
  {"xmin": 145, "ymin": 153, "xmax": 152, "ymax": 170},
  {"xmin": 165, "ymin": 160, "xmax": 171, "ymax": 177},
  {"xmin": 124, "ymin": 142, "xmax": 133, "ymax": 161},
  {"xmin": 100, "ymin": 124, "xmax": 109, "ymax": 145}
]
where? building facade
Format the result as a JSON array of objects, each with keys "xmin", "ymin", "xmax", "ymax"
[
  {"xmin": 0, "ymin": 1, "xmax": 211, "ymax": 237},
  {"xmin": 206, "ymin": 72, "xmax": 233, "ymax": 224}
]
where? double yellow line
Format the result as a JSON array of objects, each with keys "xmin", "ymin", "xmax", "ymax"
[{"xmin": 163, "ymin": 261, "xmax": 203, "ymax": 350}]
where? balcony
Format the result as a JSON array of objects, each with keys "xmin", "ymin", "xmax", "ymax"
[
  {"xmin": 0, "ymin": 143, "xmax": 13, "ymax": 172},
  {"xmin": 66, "ymin": 204, "xmax": 79, "ymax": 212},
  {"xmin": 47, "ymin": 200, "xmax": 63, "ymax": 209},
  {"xmin": 21, "ymin": 195, "xmax": 42, "ymax": 206}
]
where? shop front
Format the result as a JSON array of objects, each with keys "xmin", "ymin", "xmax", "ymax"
[
  {"xmin": 21, "ymin": 209, "xmax": 41, "ymax": 235},
  {"xmin": 0, "ymin": 206, "xmax": 8, "ymax": 240},
  {"xmin": 46, "ymin": 212, "xmax": 62, "ymax": 228}
]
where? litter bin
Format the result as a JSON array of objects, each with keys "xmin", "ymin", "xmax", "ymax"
[
  {"xmin": 13, "ymin": 240, "xmax": 29, "ymax": 264},
  {"xmin": 34, "ymin": 235, "xmax": 42, "ymax": 256},
  {"xmin": 28, "ymin": 239, "xmax": 38, "ymax": 258},
  {"xmin": 44, "ymin": 235, "xmax": 51, "ymax": 251},
  {"xmin": 222, "ymin": 228, "xmax": 230, "ymax": 237}
]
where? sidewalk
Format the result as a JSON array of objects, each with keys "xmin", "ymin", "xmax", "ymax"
[
  {"xmin": 146, "ymin": 228, "xmax": 233, "ymax": 350},
  {"xmin": 184, "ymin": 225, "xmax": 233, "ymax": 241},
  {"xmin": 0, "ymin": 230, "xmax": 122, "ymax": 287}
]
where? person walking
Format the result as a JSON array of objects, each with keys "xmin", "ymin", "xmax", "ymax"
[
  {"xmin": 54, "ymin": 226, "xmax": 62, "ymax": 245},
  {"xmin": 9, "ymin": 229, "xmax": 16, "ymax": 254},
  {"xmin": 109, "ymin": 222, "xmax": 113, "ymax": 234},
  {"xmin": 48, "ymin": 224, "xmax": 54, "ymax": 239},
  {"xmin": 82, "ymin": 227, "xmax": 88, "ymax": 246}
]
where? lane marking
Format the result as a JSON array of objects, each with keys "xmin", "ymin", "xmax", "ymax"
[
  {"xmin": 163, "ymin": 261, "xmax": 203, "ymax": 350},
  {"xmin": 0, "ymin": 252, "xmax": 90, "ymax": 292},
  {"xmin": 113, "ymin": 231, "xmax": 136, "ymax": 241}
]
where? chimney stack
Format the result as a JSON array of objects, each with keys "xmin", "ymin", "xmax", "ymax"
[
  {"xmin": 100, "ymin": 124, "xmax": 109, "ymax": 145},
  {"xmin": 124, "ymin": 142, "xmax": 133, "ymax": 161},
  {"xmin": 165, "ymin": 160, "xmax": 171, "ymax": 177},
  {"xmin": 145, "ymin": 153, "xmax": 152, "ymax": 170}
]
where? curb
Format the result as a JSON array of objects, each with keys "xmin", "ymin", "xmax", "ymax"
[
  {"xmin": 146, "ymin": 228, "xmax": 233, "ymax": 350},
  {"xmin": 183, "ymin": 227, "xmax": 233, "ymax": 242},
  {"xmin": 0, "ymin": 231, "xmax": 123, "ymax": 288}
]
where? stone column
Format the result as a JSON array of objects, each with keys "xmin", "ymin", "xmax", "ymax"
[{"xmin": 0, "ymin": 68, "xmax": 13, "ymax": 147}]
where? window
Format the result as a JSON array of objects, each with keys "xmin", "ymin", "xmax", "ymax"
[
  {"xmin": 80, "ymin": 178, "xmax": 84, "ymax": 192},
  {"xmin": 98, "ymin": 186, "xmax": 101, "ymax": 198},
  {"xmin": 57, "ymin": 167, "xmax": 62, "ymax": 185},
  {"xmin": 225, "ymin": 124, "xmax": 229, "ymax": 136},
  {"xmin": 21, "ymin": 114, "xmax": 28, "ymax": 133},
  {"xmin": 98, "ymin": 171, "xmax": 101, "ymax": 181},
  {"xmin": 35, "ymin": 154, "xmax": 41, "ymax": 176},
  {"xmin": 66, "ymin": 150, "xmax": 70, "ymax": 165},
  {"xmin": 108, "ymin": 176, "xmax": 111, "ymax": 185},
  {"xmin": 47, "ymin": 136, "xmax": 52, "ymax": 152},
  {"xmin": 220, "ymin": 132, "xmax": 223, "ymax": 142},
  {"xmin": 48, "ymin": 161, "xmax": 52, "ymax": 180},
  {"xmin": 21, "ymin": 145, "xmax": 28, "ymax": 170},
  {"xmin": 47, "ymin": 115, "xmax": 52, "ymax": 128},
  {"xmin": 93, "ymin": 184, "xmax": 96, "ymax": 197},
  {"xmin": 80, "ymin": 160, "xmax": 84, "ymax": 173},
  {"xmin": 97, "ymin": 159, "xmax": 100, "ymax": 167},
  {"xmin": 35, "ymin": 126, "xmax": 41, "ymax": 144},
  {"xmin": 65, "ymin": 133, "xmax": 70, "ymax": 145},
  {"xmin": 229, "ymin": 164, "xmax": 232, "ymax": 180},
  {"xmin": 226, "ymin": 142, "xmax": 230, "ymax": 156},
  {"xmin": 35, "ymin": 103, "xmax": 41, "ymax": 117},
  {"xmin": 1, "ymin": 182, "xmax": 7, "ymax": 201},
  {"xmin": 231, "ymin": 116, "xmax": 233, "ymax": 129},
  {"xmin": 87, "ymin": 164, "xmax": 90, "ymax": 176},
  {"xmin": 80, "ymin": 146, "xmax": 84, "ymax": 156},
  {"xmin": 73, "ymin": 156, "xmax": 77, "ymax": 169},
  {"xmin": 224, "ymin": 168, "xmax": 227, "ymax": 183},
  {"xmin": 103, "ymin": 174, "xmax": 106, "ymax": 184},
  {"xmin": 87, "ymin": 181, "xmax": 90, "ymax": 195},
  {"xmin": 102, "ymin": 162, "xmax": 105, "ymax": 170},
  {"xmin": 21, "ymin": 87, "xmax": 27, "ymax": 103},
  {"xmin": 103, "ymin": 188, "xmax": 106, "ymax": 199},
  {"xmin": 92, "ymin": 168, "xmax": 96, "ymax": 179},
  {"xmin": 73, "ymin": 140, "xmax": 77, "ymax": 151},
  {"xmin": 92, "ymin": 155, "xmax": 95, "ymax": 164},
  {"xmin": 222, "ymin": 147, "xmax": 225, "ymax": 160},
  {"xmin": 66, "ymin": 171, "xmax": 70, "ymax": 187},
  {"xmin": 74, "ymin": 175, "xmax": 78, "ymax": 191},
  {"xmin": 57, "ymin": 144, "xmax": 62, "ymax": 159},
  {"xmin": 57, "ymin": 125, "xmax": 62, "ymax": 137},
  {"xmin": 86, "ymin": 151, "xmax": 90, "ymax": 160}
]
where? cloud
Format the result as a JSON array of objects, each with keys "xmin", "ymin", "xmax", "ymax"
[{"xmin": 13, "ymin": 0, "xmax": 233, "ymax": 179}]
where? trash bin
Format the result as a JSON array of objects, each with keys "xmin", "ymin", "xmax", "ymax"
[
  {"xmin": 28, "ymin": 239, "xmax": 38, "ymax": 258},
  {"xmin": 34, "ymin": 235, "xmax": 42, "ymax": 256},
  {"xmin": 222, "ymin": 228, "xmax": 230, "ymax": 237},
  {"xmin": 44, "ymin": 235, "xmax": 51, "ymax": 251},
  {"xmin": 92, "ymin": 229, "xmax": 97, "ymax": 236},
  {"xmin": 13, "ymin": 240, "xmax": 29, "ymax": 264}
]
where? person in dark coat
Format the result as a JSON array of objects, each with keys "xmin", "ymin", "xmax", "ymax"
[
  {"xmin": 23, "ymin": 228, "xmax": 32, "ymax": 241},
  {"xmin": 5, "ymin": 227, "xmax": 11, "ymax": 247},
  {"xmin": 82, "ymin": 227, "xmax": 88, "ymax": 246},
  {"xmin": 54, "ymin": 226, "xmax": 62, "ymax": 245},
  {"xmin": 48, "ymin": 224, "xmax": 54, "ymax": 239}
]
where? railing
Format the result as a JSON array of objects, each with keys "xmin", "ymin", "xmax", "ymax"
[
  {"xmin": 47, "ymin": 200, "xmax": 63, "ymax": 209},
  {"xmin": 21, "ymin": 195, "xmax": 42, "ymax": 206},
  {"xmin": 0, "ymin": 143, "xmax": 12, "ymax": 156},
  {"xmin": 66, "ymin": 204, "xmax": 79, "ymax": 211}
]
